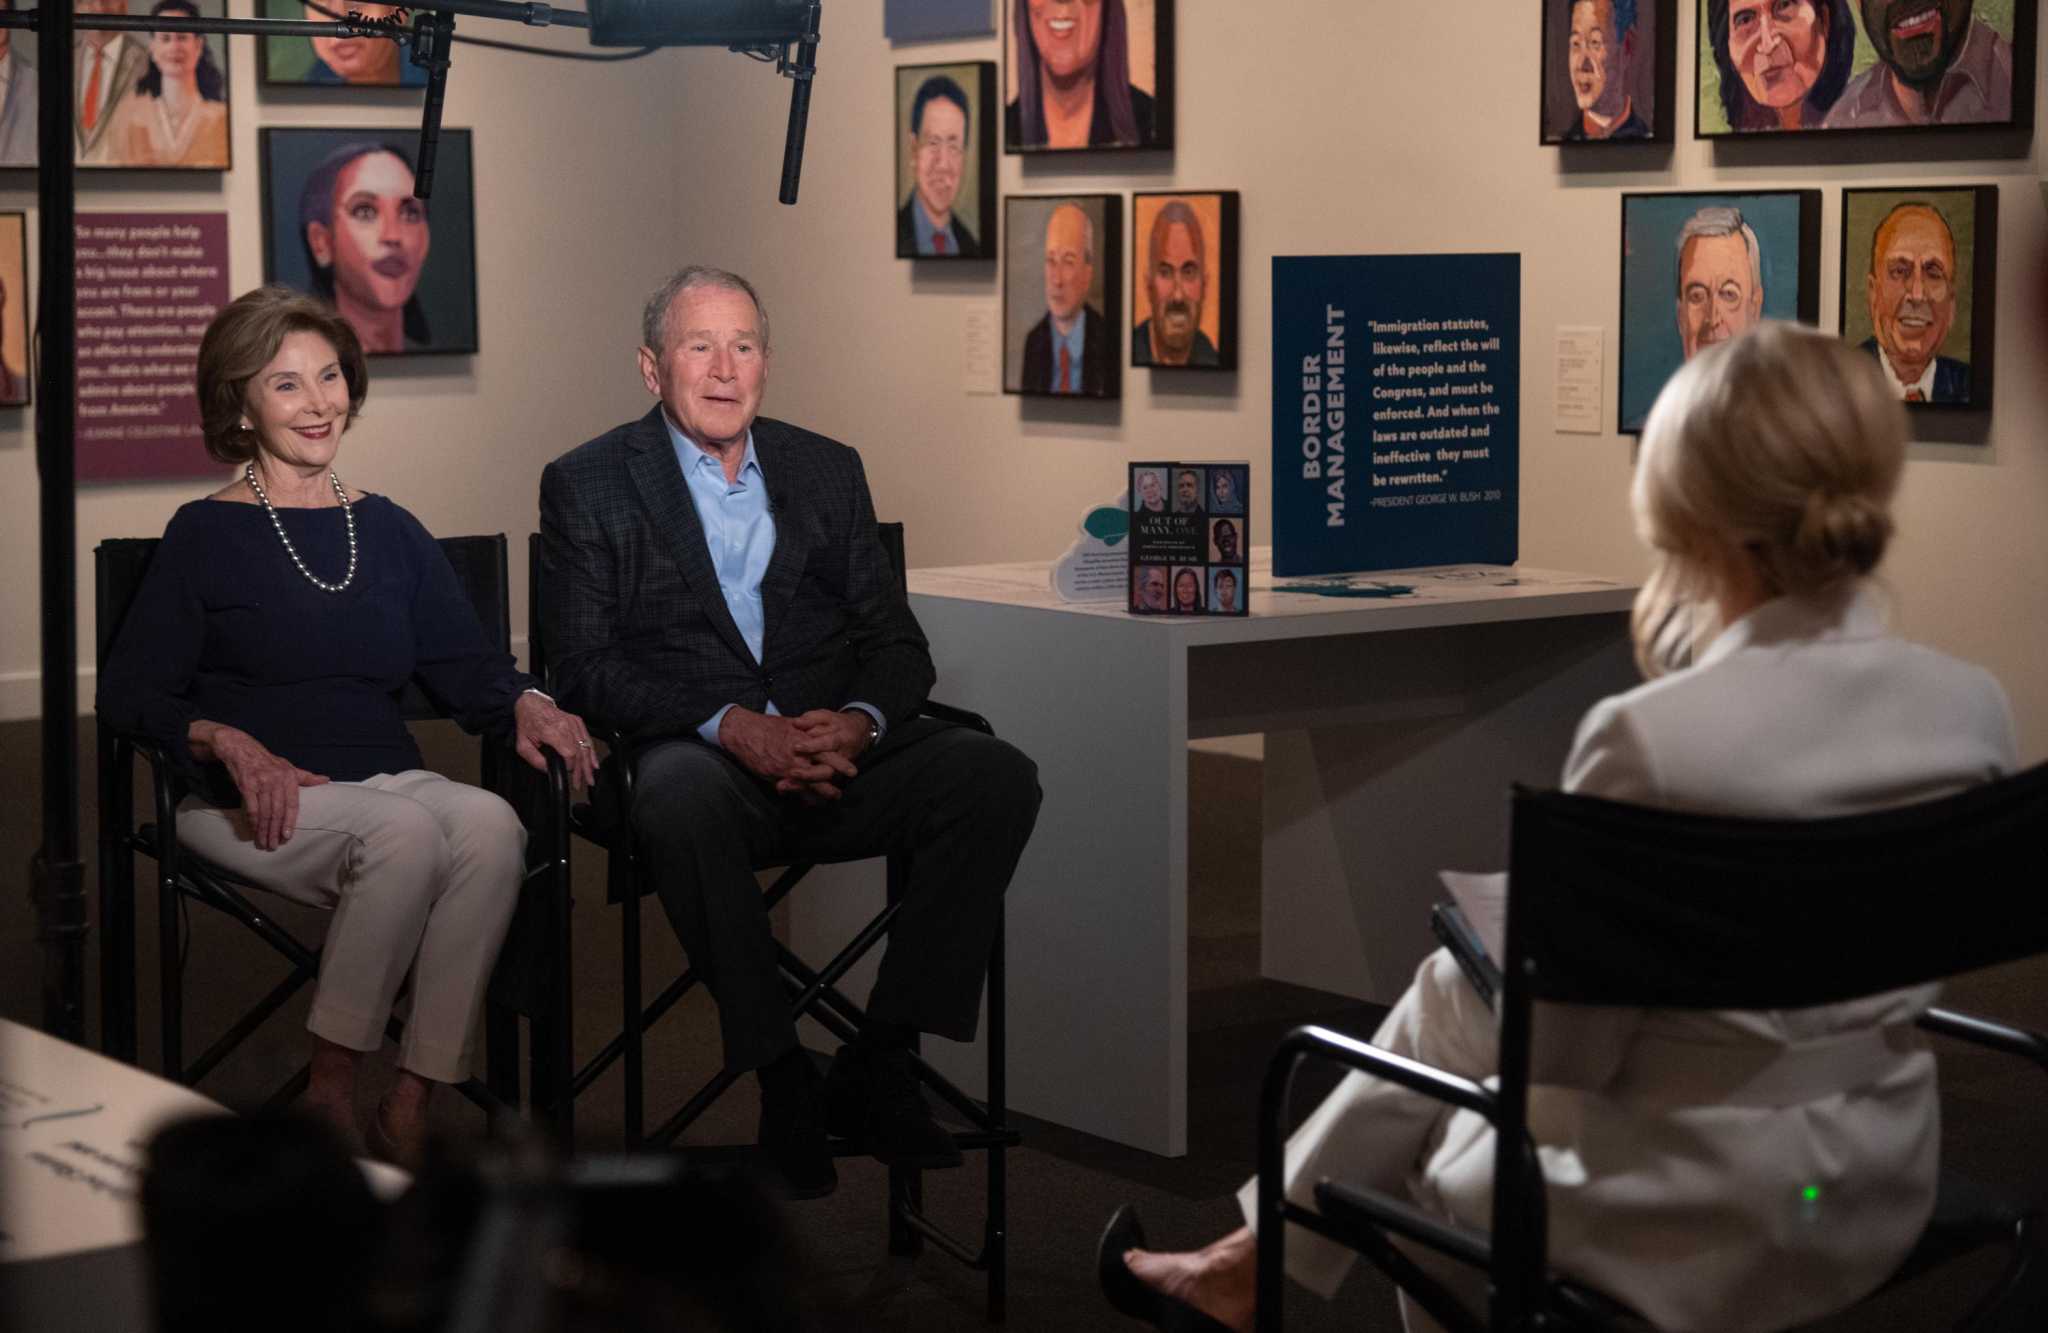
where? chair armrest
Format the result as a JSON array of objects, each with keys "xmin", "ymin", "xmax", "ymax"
[
  {"xmin": 502, "ymin": 738, "xmax": 574, "ymax": 847},
  {"xmin": 570, "ymin": 725, "xmax": 634, "ymax": 843},
  {"xmin": 1312, "ymin": 1179, "xmax": 1493, "ymax": 1272},
  {"xmin": 99, "ymin": 720, "xmax": 173, "ymax": 771},
  {"xmin": 1269, "ymin": 1024, "xmax": 1498, "ymax": 1122},
  {"xmin": 100, "ymin": 722, "xmax": 183, "ymax": 840},
  {"xmin": 1255, "ymin": 1027, "xmax": 1502, "ymax": 1333},
  {"xmin": 918, "ymin": 700, "xmax": 994, "ymax": 736},
  {"xmin": 1919, "ymin": 1007, "xmax": 2048, "ymax": 1075}
]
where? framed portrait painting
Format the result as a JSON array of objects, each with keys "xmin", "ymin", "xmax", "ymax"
[
  {"xmin": 1618, "ymin": 190, "xmax": 1821, "ymax": 433},
  {"xmin": 1003, "ymin": 193, "xmax": 1122, "ymax": 398},
  {"xmin": 5, "ymin": 0, "xmax": 234, "ymax": 170},
  {"xmin": 1539, "ymin": 0, "xmax": 1676, "ymax": 142},
  {"xmin": 1839, "ymin": 185, "xmax": 1997, "ymax": 410},
  {"xmin": 0, "ymin": 212, "xmax": 26, "ymax": 406},
  {"xmin": 1004, "ymin": 0, "xmax": 1173, "ymax": 153},
  {"xmin": 1695, "ymin": 0, "xmax": 2036, "ymax": 136},
  {"xmin": 260, "ymin": 127, "xmax": 479, "ymax": 357},
  {"xmin": 1131, "ymin": 190, "xmax": 1239, "ymax": 371},
  {"xmin": 896, "ymin": 61, "xmax": 997, "ymax": 260},
  {"xmin": 261, "ymin": 0, "xmax": 426, "ymax": 87}
]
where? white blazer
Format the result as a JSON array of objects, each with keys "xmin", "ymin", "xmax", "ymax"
[
  {"xmin": 1422, "ymin": 583, "xmax": 2018, "ymax": 1330},
  {"xmin": 1253, "ymin": 585, "xmax": 2023, "ymax": 1333}
]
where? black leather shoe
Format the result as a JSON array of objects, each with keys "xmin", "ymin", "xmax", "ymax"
[
  {"xmin": 823, "ymin": 1044, "xmax": 964, "ymax": 1169},
  {"xmin": 1097, "ymin": 1204, "xmax": 1236, "ymax": 1333},
  {"xmin": 758, "ymin": 1055, "xmax": 837, "ymax": 1200}
]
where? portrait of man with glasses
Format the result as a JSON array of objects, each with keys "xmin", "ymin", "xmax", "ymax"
[{"xmin": 896, "ymin": 64, "xmax": 995, "ymax": 259}]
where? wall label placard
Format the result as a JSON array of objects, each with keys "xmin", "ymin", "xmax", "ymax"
[
  {"xmin": 76, "ymin": 211, "xmax": 230, "ymax": 482},
  {"xmin": 1271, "ymin": 254, "xmax": 1520, "ymax": 577}
]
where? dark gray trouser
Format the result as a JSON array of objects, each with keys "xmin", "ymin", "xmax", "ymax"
[{"xmin": 631, "ymin": 718, "xmax": 1042, "ymax": 1073}]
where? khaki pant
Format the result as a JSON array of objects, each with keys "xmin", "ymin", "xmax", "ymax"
[{"xmin": 176, "ymin": 770, "xmax": 525, "ymax": 1084}]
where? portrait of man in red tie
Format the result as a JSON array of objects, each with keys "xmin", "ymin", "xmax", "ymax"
[
  {"xmin": 1006, "ymin": 192, "xmax": 1121, "ymax": 398},
  {"xmin": 895, "ymin": 62, "xmax": 995, "ymax": 261},
  {"xmin": 1840, "ymin": 186, "xmax": 1994, "ymax": 411},
  {"xmin": 58, "ymin": 0, "xmax": 233, "ymax": 170}
]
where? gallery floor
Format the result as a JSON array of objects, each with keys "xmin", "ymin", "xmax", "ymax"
[{"xmin": 4, "ymin": 717, "xmax": 2045, "ymax": 1330}]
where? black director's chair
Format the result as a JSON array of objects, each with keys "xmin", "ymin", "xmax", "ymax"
[
  {"xmin": 95, "ymin": 534, "xmax": 566, "ymax": 1117},
  {"xmin": 1254, "ymin": 766, "xmax": 2048, "ymax": 1332},
  {"xmin": 523, "ymin": 524, "xmax": 1019, "ymax": 1320}
]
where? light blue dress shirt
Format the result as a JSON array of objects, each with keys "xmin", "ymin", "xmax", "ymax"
[
  {"xmin": 665, "ymin": 415, "xmax": 883, "ymax": 750},
  {"xmin": 1050, "ymin": 307, "xmax": 1088, "ymax": 393}
]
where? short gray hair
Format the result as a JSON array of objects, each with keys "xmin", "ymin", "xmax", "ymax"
[
  {"xmin": 1674, "ymin": 206, "xmax": 1762, "ymax": 297},
  {"xmin": 1149, "ymin": 199, "xmax": 1205, "ymax": 272},
  {"xmin": 640, "ymin": 266, "xmax": 770, "ymax": 356}
]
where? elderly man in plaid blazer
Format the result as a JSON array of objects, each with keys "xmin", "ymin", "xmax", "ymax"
[{"xmin": 539, "ymin": 266, "xmax": 1040, "ymax": 1198}]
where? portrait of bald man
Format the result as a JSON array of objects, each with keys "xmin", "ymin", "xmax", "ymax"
[
  {"xmin": 1845, "ymin": 190, "xmax": 1992, "ymax": 406},
  {"xmin": 1133, "ymin": 199, "xmax": 1220, "ymax": 367},
  {"xmin": 1007, "ymin": 193, "xmax": 1121, "ymax": 398}
]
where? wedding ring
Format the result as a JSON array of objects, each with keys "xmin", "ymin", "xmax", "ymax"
[{"xmin": 577, "ymin": 740, "xmax": 592, "ymax": 748}]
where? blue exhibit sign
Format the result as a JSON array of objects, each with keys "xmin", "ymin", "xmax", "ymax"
[{"xmin": 1271, "ymin": 254, "xmax": 1520, "ymax": 577}]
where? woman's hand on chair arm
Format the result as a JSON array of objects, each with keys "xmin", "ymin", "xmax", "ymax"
[{"xmin": 512, "ymin": 691, "xmax": 600, "ymax": 792}]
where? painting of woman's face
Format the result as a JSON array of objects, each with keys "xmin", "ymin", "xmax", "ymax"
[
  {"xmin": 308, "ymin": 0, "xmax": 405, "ymax": 81},
  {"xmin": 1027, "ymin": 0, "xmax": 1104, "ymax": 79},
  {"xmin": 1728, "ymin": 0, "xmax": 1826, "ymax": 110},
  {"xmin": 263, "ymin": 126, "xmax": 477, "ymax": 356},
  {"xmin": 149, "ymin": 15, "xmax": 204, "ymax": 82},
  {"xmin": 308, "ymin": 150, "xmax": 429, "ymax": 314}
]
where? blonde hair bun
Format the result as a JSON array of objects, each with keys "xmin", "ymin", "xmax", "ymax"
[
  {"xmin": 1628, "ymin": 323, "xmax": 1907, "ymax": 677},
  {"xmin": 1793, "ymin": 490, "xmax": 1893, "ymax": 581}
]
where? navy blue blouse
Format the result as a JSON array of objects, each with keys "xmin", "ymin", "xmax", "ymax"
[{"xmin": 98, "ymin": 495, "xmax": 536, "ymax": 804}]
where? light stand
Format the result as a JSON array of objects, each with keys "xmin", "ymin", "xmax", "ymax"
[{"xmin": 775, "ymin": 2, "xmax": 821, "ymax": 205}]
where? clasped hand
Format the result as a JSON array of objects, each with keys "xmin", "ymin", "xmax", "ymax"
[{"xmin": 719, "ymin": 707, "xmax": 873, "ymax": 801}]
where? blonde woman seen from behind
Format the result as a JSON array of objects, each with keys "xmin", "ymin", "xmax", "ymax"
[{"xmin": 1102, "ymin": 322, "xmax": 2017, "ymax": 1333}]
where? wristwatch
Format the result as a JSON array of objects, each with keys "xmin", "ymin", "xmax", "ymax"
[{"xmin": 843, "ymin": 708, "xmax": 881, "ymax": 751}]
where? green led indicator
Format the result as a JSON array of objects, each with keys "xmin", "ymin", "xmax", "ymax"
[{"xmin": 1801, "ymin": 1186, "xmax": 1821, "ymax": 1203}]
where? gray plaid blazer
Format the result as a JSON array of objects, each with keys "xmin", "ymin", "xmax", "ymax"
[{"xmin": 538, "ymin": 408, "xmax": 935, "ymax": 747}]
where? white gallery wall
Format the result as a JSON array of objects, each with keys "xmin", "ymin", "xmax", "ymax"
[{"xmin": 3, "ymin": 3, "xmax": 2045, "ymax": 761}]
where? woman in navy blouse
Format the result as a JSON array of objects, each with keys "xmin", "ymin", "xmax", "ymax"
[{"xmin": 100, "ymin": 286, "xmax": 599, "ymax": 1165}]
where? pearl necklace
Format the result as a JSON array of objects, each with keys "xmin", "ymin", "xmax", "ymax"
[{"xmin": 245, "ymin": 462, "xmax": 358, "ymax": 593}]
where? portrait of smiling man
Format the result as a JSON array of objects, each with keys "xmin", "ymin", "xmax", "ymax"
[
  {"xmin": 896, "ymin": 70, "xmax": 983, "ymax": 258},
  {"xmin": 1562, "ymin": 0, "xmax": 1650, "ymax": 138},
  {"xmin": 1857, "ymin": 199, "xmax": 1971, "ymax": 403},
  {"xmin": 1619, "ymin": 189, "xmax": 1819, "ymax": 433},
  {"xmin": 1674, "ymin": 204, "xmax": 1765, "ymax": 361},
  {"xmin": 1824, "ymin": 0, "xmax": 2013, "ymax": 128},
  {"xmin": 1016, "ymin": 198, "xmax": 1118, "ymax": 396},
  {"xmin": 1133, "ymin": 200, "xmax": 1220, "ymax": 367}
]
